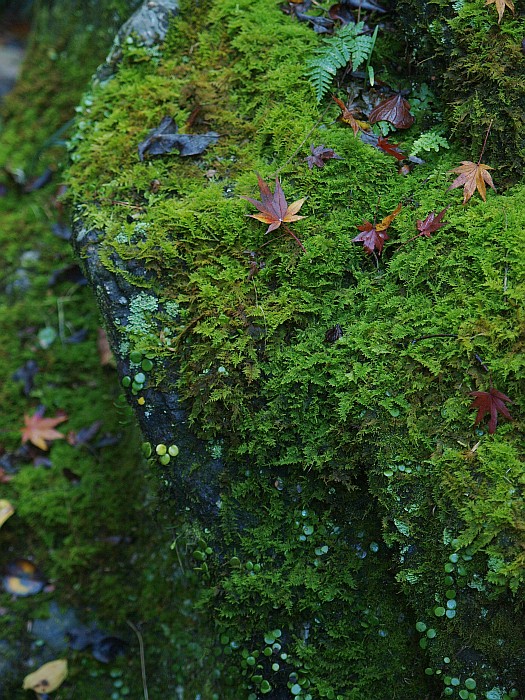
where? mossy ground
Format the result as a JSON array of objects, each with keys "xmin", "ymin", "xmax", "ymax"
[
  {"xmin": 0, "ymin": 4, "xmax": 217, "ymax": 698},
  {"xmin": 62, "ymin": 0, "xmax": 525, "ymax": 697}
]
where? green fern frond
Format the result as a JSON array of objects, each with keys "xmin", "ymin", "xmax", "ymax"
[
  {"xmin": 409, "ymin": 130, "xmax": 450, "ymax": 157},
  {"xmin": 306, "ymin": 22, "xmax": 376, "ymax": 103}
]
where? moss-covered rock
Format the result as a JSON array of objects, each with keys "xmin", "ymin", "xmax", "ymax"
[{"xmin": 65, "ymin": 0, "xmax": 524, "ymax": 697}]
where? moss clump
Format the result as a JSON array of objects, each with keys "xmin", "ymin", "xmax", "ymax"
[
  {"xmin": 66, "ymin": 0, "xmax": 524, "ymax": 696},
  {"xmin": 396, "ymin": 0, "xmax": 525, "ymax": 182}
]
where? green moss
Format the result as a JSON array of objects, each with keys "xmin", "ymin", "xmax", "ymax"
[{"xmin": 64, "ymin": 0, "xmax": 525, "ymax": 696}]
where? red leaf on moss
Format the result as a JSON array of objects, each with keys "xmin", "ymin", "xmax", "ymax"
[
  {"xmin": 369, "ymin": 94, "xmax": 414, "ymax": 129},
  {"xmin": 353, "ymin": 203, "xmax": 402, "ymax": 255},
  {"xmin": 305, "ymin": 144, "xmax": 342, "ymax": 169},
  {"xmin": 376, "ymin": 136, "xmax": 406, "ymax": 160},
  {"xmin": 416, "ymin": 208, "xmax": 448, "ymax": 237},
  {"xmin": 469, "ymin": 387, "xmax": 513, "ymax": 434}
]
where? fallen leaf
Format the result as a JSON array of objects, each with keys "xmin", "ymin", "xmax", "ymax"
[
  {"xmin": 138, "ymin": 116, "xmax": 219, "ymax": 161},
  {"xmin": 340, "ymin": 0, "xmax": 385, "ymax": 10},
  {"xmin": 0, "ymin": 500, "xmax": 14, "ymax": 528},
  {"xmin": 328, "ymin": 3, "xmax": 356, "ymax": 24},
  {"xmin": 469, "ymin": 387, "xmax": 513, "ymax": 434},
  {"xmin": 22, "ymin": 659, "xmax": 68, "ymax": 693},
  {"xmin": 20, "ymin": 409, "xmax": 68, "ymax": 451},
  {"xmin": 332, "ymin": 95, "xmax": 369, "ymax": 136},
  {"xmin": 448, "ymin": 160, "xmax": 496, "ymax": 204},
  {"xmin": 377, "ymin": 136, "xmax": 406, "ymax": 161},
  {"xmin": 4, "ymin": 558, "xmax": 47, "ymax": 596},
  {"xmin": 240, "ymin": 173, "xmax": 307, "ymax": 250},
  {"xmin": 416, "ymin": 208, "xmax": 448, "ymax": 237},
  {"xmin": 369, "ymin": 94, "xmax": 415, "ymax": 129},
  {"xmin": 353, "ymin": 203, "xmax": 402, "ymax": 255},
  {"xmin": 305, "ymin": 144, "xmax": 342, "ymax": 169},
  {"xmin": 486, "ymin": 0, "xmax": 514, "ymax": 22},
  {"xmin": 325, "ymin": 324, "xmax": 343, "ymax": 342},
  {"xmin": 0, "ymin": 467, "xmax": 14, "ymax": 484}
]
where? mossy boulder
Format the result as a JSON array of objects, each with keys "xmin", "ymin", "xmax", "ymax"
[{"xmin": 66, "ymin": 0, "xmax": 524, "ymax": 697}]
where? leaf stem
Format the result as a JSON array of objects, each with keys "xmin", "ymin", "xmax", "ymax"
[
  {"xmin": 478, "ymin": 119, "xmax": 493, "ymax": 165},
  {"xmin": 282, "ymin": 224, "xmax": 306, "ymax": 252}
]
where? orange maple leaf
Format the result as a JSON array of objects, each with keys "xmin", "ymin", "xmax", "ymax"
[
  {"xmin": 485, "ymin": 0, "xmax": 514, "ymax": 22},
  {"xmin": 240, "ymin": 173, "xmax": 307, "ymax": 250},
  {"xmin": 20, "ymin": 410, "xmax": 68, "ymax": 451},
  {"xmin": 448, "ymin": 161, "xmax": 496, "ymax": 204}
]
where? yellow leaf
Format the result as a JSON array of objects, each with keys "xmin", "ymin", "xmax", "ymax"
[
  {"xmin": 0, "ymin": 499, "xmax": 15, "ymax": 528},
  {"xmin": 22, "ymin": 659, "xmax": 68, "ymax": 694}
]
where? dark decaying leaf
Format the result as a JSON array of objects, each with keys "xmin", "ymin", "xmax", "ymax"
[
  {"xmin": 325, "ymin": 324, "xmax": 344, "ymax": 342},
  {"xmin": 305, "ymin": 144, "xmax": 342, "ymax": 169},
  {"xmin": 328, "ymin": 3, "xmax": 356, "ymax": 24},
  {"xmin": 12, "ymin": 359, "xmax": 39, "ymax": 396},
  {"xmin": 469, "ymin": 387, "xmax": 513, "ymax": 434},
  {"xmin": 332, "ymin": 95, "xmax": 367, "ymax": 136},
  {"xmin": 137, "ymin": 116, "xmax": 219, "ymax": 161},
  {"xmin": 68, "ymin": 626, "xmax": 127, "ymax": 663},
  {"xmin": 369, "ymin": 94, "xmax": 415, "ymax": 129},
  {"xmin": 340, "ymin": 0, "xmax": 386, "ymax": 11},
  {"xmin": 295, "ymin": 10, "xmax": 335, "ymax": 32},
  {"xmin": 67, "ymin": 420, "xmax": 102, "ymax": 447}
]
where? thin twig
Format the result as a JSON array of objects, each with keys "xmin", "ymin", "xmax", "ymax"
[
  {"xmin": 273, "ymin": 103, "xmax": 332, "ymax": 177},
  {"xmin": 127, "ymin": 620, "xmax": 149, "ymax": 700},
  {"xmin": 410, "ymin": 333, "xmax": 458, "ymax": 344}
]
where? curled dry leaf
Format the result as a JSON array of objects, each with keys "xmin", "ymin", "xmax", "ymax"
[
  {"xmin": 369, "ymin": 94, "xmax": 415, "ymax": 129},
  {"xmin": 332, "ymin": 95, "xmax": 369, "ymax": 136},
  {"xmin": 0, "ymin": 499, "xmax": 15, "ymax": 529},
  {"xmin": 448, "ymin": 160, "xmax": 495, "ymax": 204},
  {"xmin": 22, "ymin": 659, "xmax": 68, "ymax": 694}
]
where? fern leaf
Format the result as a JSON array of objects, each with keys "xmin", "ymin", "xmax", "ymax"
[
  {"xmin": 410, "ymin": 130, "xmax": 450, "ymax": 157},
  {"xmin": 306, "ymin": 21, "xmax": 376, "ymax": 103}
]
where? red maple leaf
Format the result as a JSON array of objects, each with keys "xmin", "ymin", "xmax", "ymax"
[
  {"xmin": 240, "ymin": 173, "xmax": 307, "ymax": 250},
  {"xmin": 353, "ymin": 203, "xmax": 402, "ymax": 255},
  {"xmin": 305, "ymin": 144, "xmax": 342, "ymax": 169},
  {"xmin": 416, "ymin": 208, "xmax": 448, "ymax": 237},
  {"xmin": 377, "ymin": 136, "xmax": 406, "ymax": 161},
  {"xmin": 20, "ymin": 409, "xmax": 68, "ymax": 451},
  {"xmin": 469, "ymin": 387, "xmax": 513, "ymax": 434}
]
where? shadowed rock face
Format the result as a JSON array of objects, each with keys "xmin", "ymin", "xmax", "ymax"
[{"xmin": 71, "ymin": 219, "xmax": 223, "ymax": 525}]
